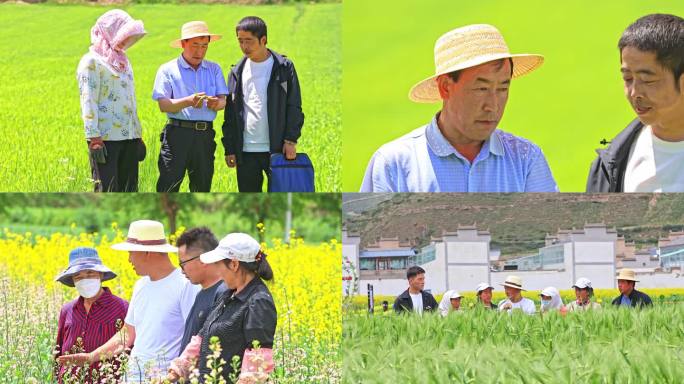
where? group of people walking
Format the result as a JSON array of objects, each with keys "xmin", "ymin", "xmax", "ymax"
[
  {"xmin": 78, "ymin": 10, "xmax": 304, "ymax": 192},
  {"xmin": 54, "ymin": 220, "xmax": 277, "ymax": 383},
  {"xmin": 394, "ymin": 266, "xmax": 653, "ymax": 316}
]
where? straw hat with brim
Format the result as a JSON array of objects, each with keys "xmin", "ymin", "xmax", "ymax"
[
  {"xmin": 201, "ymin": 232, "xmax": 261, "ymax": 264},
  {"xmin": 170, "ymin": 21, "xmax": 222, "ymax": 48},
  {"xmin": 617, "ymin": 269, "xmax": 639, "ymax": 282},
  {"xmin": 501, "ymin": 275, "xmax": 526, "ymax": 291},
  {"xmin": 408, "ymin": 24, "xmax": 544, "ymax": 103},
  {"xmin": 55, "ymin": 247, "xmax": 116, "ymax": 287},
  {"xmin": 111, "ymin": 220, "xmax": 178, "ymax": 253}
]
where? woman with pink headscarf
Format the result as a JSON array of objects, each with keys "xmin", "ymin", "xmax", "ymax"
[{"xmin": 77, "ymin": 9, "xmax": 146, "ymax": 192}]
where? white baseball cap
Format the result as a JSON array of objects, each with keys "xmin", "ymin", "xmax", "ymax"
[
  {"xmin": 476, "ymin": 282, "xmax": 494, "ymax": 293},
  {"xmin": 572, "ymin": 277, "xmax": 593, "ymax": 289},
  {"xmin": 447, "ymin": 290, "xmax": 463, "ymax": 299},
  {"xmin": 200, "ymin": 233, "xmax": 261, "ymax": 264}
]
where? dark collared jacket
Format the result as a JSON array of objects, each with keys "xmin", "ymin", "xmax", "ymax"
[
  {"xmin": 221, "ymin": 49, "xmax": 304, "ymax": 163},
  {"xmin": 198, "ymin": 277, "xmax": 277, "ymax": 380},
  {"xmin": 393, "ymin": 289, "xmax": 438, "ymax": 314},
  {"xmin": 586, "ymin": 119, "xmax": 644, "ymax": 192},
  {"xmin": 611, "ymin": 288, "xmax": 653, "ymax": 308}
]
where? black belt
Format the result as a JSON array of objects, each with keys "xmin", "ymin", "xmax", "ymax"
[{"xmin": 168, "ymin": 118, "xmax": 213, "ymax": 131}]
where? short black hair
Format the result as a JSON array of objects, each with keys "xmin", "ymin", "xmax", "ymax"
[
  {"xmin": 236, "ymin": 16, "xmax": 268, "ymax": 40},
  {"xmin": 223, "ymin": 252, "xmax": 274, "ymax": 281},
  {"xmin": 176, "ymin": 227, "xmax": 218, "ymax": 254},
  {"xmin": 619, "ymin": 14, "xmax": 684, "ymax": 91},
  {"xmin": 406, "ymin": 265, "xmax": 425, "ymax": 280},
  {"xmin": 447, "ymin": 57, "xmax": 514, "ymax": 83}
]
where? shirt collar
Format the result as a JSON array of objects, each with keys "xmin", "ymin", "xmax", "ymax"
[
  {"xmin": 425, "ymin": 114, "xmax": 504, "ymax": 158},
  {"xmin": 178, "ymin": 55, "xmax": 207, "ymax": 70},
  {"xmin": 225, "ymin": 277, "xmax": 264, "ymax": 303}
]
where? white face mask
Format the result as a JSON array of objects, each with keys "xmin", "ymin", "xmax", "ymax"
[
  {"xmin": 541, "ymin": 299, "xmax": 552, "ymax": 309},
  {"xmin": 75, "ymin": 278, "xmax": 101, "ymax": 299}
]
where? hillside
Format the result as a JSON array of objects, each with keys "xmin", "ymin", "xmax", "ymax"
[{"xmin": 343, "ymin": 193, "xmax": 684, "ymax": 257}]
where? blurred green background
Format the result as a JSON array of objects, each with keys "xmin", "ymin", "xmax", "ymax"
[
  {"xmin": 342, "ymin": 0, "xmax": 684, "ymax": 192},
  {"xmin": 0, "ymin": 193, "xmax": 341, "ymax": 245}
]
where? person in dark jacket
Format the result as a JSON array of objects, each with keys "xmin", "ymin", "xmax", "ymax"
[
  {"xmin": 612, "ymin": 269, "xmax": 652, "ymax": 308},
  {"xmin": 165, "ymin": 233, "xmax": 276, "ymax": 383},
  {"xmin": 587, "ymin": 14, "xmax": 684, "ymax": 192},
  {"xmin": 393, "ymin": 266, "xmax": 438, "ymax": 314},
  {"xmin": 222, "ymin": 16, "xmax": 305, "ymax": 192}
]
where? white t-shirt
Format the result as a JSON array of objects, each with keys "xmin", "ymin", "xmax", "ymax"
[
  {"xmin": 498, "ymin": 297, "xmax": 536, "ymax": 315},
  {"xmin": 409, "ymin": 292, "xmax": 423, "ymax": 314},
  {"xmin": 242, "ymin": 54, "xmax": 274, "ymax": 153},
  {"xmin": 124, "ymin": 268, "xmax": 200, "ymax": 380},
  {"xmin": 624, "ymin": 125, "xmax": 684, "ymax": 192}
]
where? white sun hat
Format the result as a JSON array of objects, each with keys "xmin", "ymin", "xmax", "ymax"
[
  {"xmin": 408, "ymin": 24, "xmax": 544, "ymax": 103},
  {"xmin": 111, "ymin": 220, "xmax": 178, "ymax": 253},
  {"xmin": 200, "ymin": 232, "xmax": 262, "ymax": 264}
]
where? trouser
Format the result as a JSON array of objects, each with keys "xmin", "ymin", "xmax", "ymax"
[
  {"xmin": 88, "ymin": 139, "xmax": 139, "ymax": 192},
  {"xmin": 156, "ymin": 123, "xmax": 216, "ymax": 192},
  {"xmin": 237, "ymin": 152, "xmax": 271, "ymax": 192}
]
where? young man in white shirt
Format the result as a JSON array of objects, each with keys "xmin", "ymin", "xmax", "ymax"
[
  {"xmin": 587, "ymin": 14, "xmax": 684, "ymax": 192},
  {"xmin": 57, "ymin": 220, "xmax": 200, "ymax": 382},
  {"xmin": 222, "ymin": 16, "xmax": 305, "ymax": 192},
  {"xmin": 498, "ymin": 275, "xmax": 536, "ymax": 315},
  {"xmin": 393, "ymin": 266, "xmax": 438, "ymax": 314}
]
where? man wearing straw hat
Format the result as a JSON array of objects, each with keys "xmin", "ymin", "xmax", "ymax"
[
  {"xmin": 57, "ymin": 220, "xmax": 200, "ymax": 382},
  {"xmin": 587, "ymin": 14, "xmax": 684, "ymax": 192},
  {"xmin": 360, "ymin": 24, "xmax": 558, "ymax": 192},
  {"xmin": 611, "ymin": 269, "xmax": 652, "ymax": 308},
  {"xmin": 54, "ymin": 247, "xmax": 128, "ymax": 383},
  {"xmin": 153, "ymin": 21, "xmax": 229, "ymax": 192},
  {"xmin": 498, "ymin": 275, "xmax": 535, "ymax": 314}
]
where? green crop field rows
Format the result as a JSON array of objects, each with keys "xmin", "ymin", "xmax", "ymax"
[
  {"xmin": 342, "ymin": 0, "xmax": 684, "ymax": 192},
  {"xmin": 343, "ymin": 304, "xmax": 684, "ymax": 383},
  {"xmin": 0, "ymin": 3, "xmax": 340, "ymax": 192}
]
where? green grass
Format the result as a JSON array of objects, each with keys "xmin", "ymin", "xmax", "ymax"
[
  {"xmin": 0, "ymin": 3, "xmax": 340, "ymax": 192},
  {"xmin": 342, "ymin": 0, "xmax": 684, "ymax": 192},
  {"xmin": 343, "ymin": 305, "xmax": 684, "ymax": 383}
]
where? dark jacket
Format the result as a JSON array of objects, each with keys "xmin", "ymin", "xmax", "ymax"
[
  {"xmin": 586, "ymin": 119, "xmax": 644, "ymax": 192},
  {"xmin": 393, "ymin": 289, "xmax": 438, "ymax": 314},
  {"xmin": 611, "ymin": 288, "xmax": 653, "ymax": 308},
  {"xmin": 221, "ymin": 49, "xmax": 304, "ymax": 163}
]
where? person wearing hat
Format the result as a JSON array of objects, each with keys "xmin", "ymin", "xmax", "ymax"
[
  {"xmin": 222, "ymin": 16, "xmax": 305, "ymax": 192},
  {"xmin": 175, "ymin": 227, "xmax": 227, "ymax": 353},
  {"xmin": 153, "ymin": 21, "xmax": 229, "ymax": 192},
  {"xmin": 393, "ymin": 265, "xmax": 438, "ymax": 314},
  {"xmin": 612, "ymin": 269, "xmax": 653, "ymax": 308},
  {"xmin": 438, "ymin": 290, "xmax": 464, "ymax": 317},
  {"xmin": 77, "ymin": 9, "xmax": 147, "ymax": 192},
  {"xmin": 164, "ymin": 232, "xmax": 276, "ymax": 383},
  {"xmin": 498, "ymin": 275, "xmax": 536, "ymax": 314},
  {"xmin": 475, "ymin": 282, "xmax": 497, "ymax": 310},
  {"xmin": 54, "ymin": 247, "xmax": 128, "ymax": 383},
  {"xmin": 587, "ymin": 14, "xmax": 684, "ymax": 193},
  {"xmin": 57, "ymin": 220, "xmax": 200, "ymax": 382},
  {"xmin": 566, "ymin": 277, "xmax": 601, "ymax": 311},
  {"xmin": 539, "ymin": 286, "xmax": 565, "ymax": 313},
  {"xmin": 360, "ymin": 24, "xmax": 558, "ymax": 193}
]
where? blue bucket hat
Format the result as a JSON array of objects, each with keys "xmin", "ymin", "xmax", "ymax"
[{"xmin": 54, "ymin": 247, "xmax": 117, "ymax": 287}]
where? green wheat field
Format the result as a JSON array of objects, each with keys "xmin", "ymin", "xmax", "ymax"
[
  {"xmin": 342, "ymin": 0, "xmax": 684, "ymax": 192},
  {"xmin": 0, "ymin": 3, "xmax": 340, "ymax": 192}
]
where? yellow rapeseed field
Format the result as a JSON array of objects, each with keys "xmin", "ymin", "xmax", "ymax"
[{"xmin": 0, "ymin": 224, "xmax": 341, "ymax": 364}]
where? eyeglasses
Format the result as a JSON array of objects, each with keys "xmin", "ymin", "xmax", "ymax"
[{"xmin": 179, "ymin": 255, "xmax": 201, "ymax": 269}]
